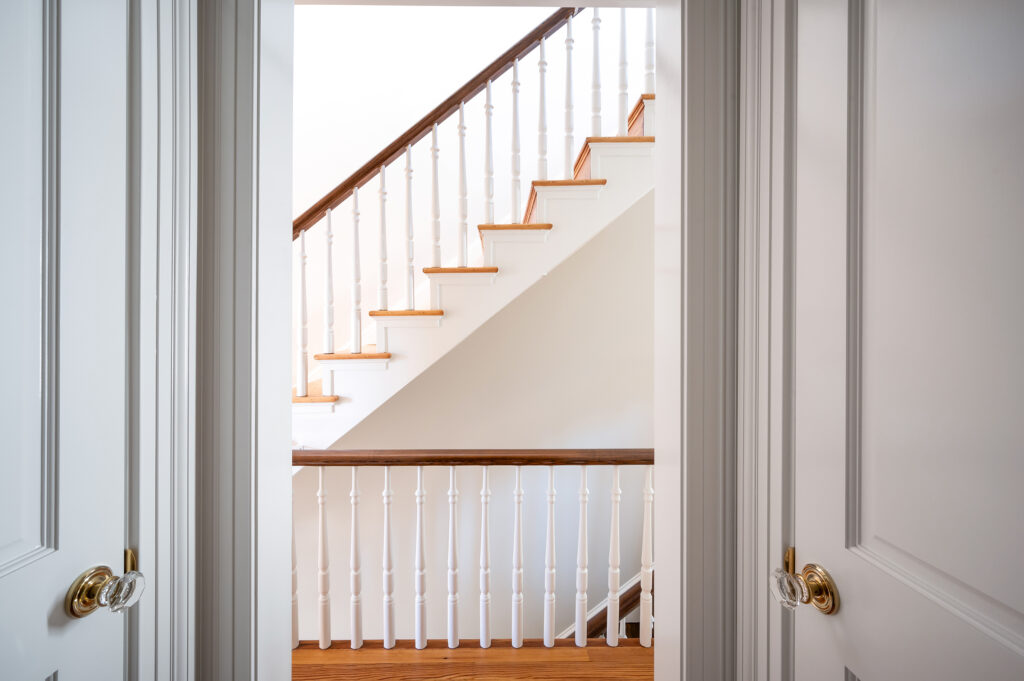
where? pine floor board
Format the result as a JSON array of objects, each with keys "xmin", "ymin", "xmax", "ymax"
[{"xmin": 292, "ymin": 638, "xmax": 653, "ymax": 680}]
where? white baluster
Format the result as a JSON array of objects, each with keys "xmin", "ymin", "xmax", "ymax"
[
  {"xmin": 292, "ymin": 514, "xmax": 299, "ymax": 649},
  {"xmin": 404, "ymin": 146, "xmax": 414, "ymax": 310},
  {"xmin": 543, "ymin": 466, "xmax": 556, "ymax": 647},
  {"xmin": 479, "ymin": 466, "xmax": 492, "ymax": 648},
  {"xmin": 323, "ymin": 209, "xmax": 335, "ymax": 397},
  {"xmin": 511, "ymin": 58, "xmax": 521, "ymax": 221},
  {"xmin": 430, "ymin": 124, "xmax": 441, "ymax": 267},
  {"xmin": 606, "ymin": 465, "xmax": 622, "ymax": 646},
  {"xmin": 591, "ymin": 9, "xmax": 602, "ymax": 137},
  {"xmin": 644, "ymin": 8, "xmax": 656, "ymax": 94},
  {"xmin": 639, "ymin": 465, "xmax": 654, "ymax": 647},
  {"xmin": 382, "ymin": 466, "xmax": 395, "ymax": 649},
  {"xmin": 564, "ymin": 15, "xmax": 575, "ymax": 179},
  {"xmin": 296, "ymin": 231, "xmax": 308, "ymax": 396},
  {"xmin": 537, "ymin": 37, "xmax": 548, "ymax": 180},
  {"xmin": 351, "ymin": 189, "xmax": 362, "ymax": 353},
  {"xmin": 617, "ymin": 9, "xmax": 628, "ymax": 137},
  {"xmin": 575, "ymin": 466, "xmax": 589, "ymax": 647},
  {"xmin": 378, "ymin": 166, "xmax": 388, "ymax": 311},
  {"xmin": 414, "ymin": 466, "xmax": 427, "ymax": 649},
  {"xmin": 448, "ymin": 466, "xmax": 460, "ymax": 648},
  {"xmin": 317, "ymin": 467, "xmax": 331, "ymax": 649},
  {"xmin": 350, "ymin": 467, "xmax": 363, "ymax": 649},
  {"xmin": 511, "ymin": 466, "xmax": 524, "ymax": 648},
  {"xmin": 484, "ymin": 81, "xmax": 495, "ymax": 224},
  {"xmin": 457, "ymin": 102, "xmax": 468, "ymax": 267}
]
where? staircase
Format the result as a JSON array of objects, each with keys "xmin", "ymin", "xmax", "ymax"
[{"xmin": 290, "ymin": 7, "xmax": 656, "ymax": 678}]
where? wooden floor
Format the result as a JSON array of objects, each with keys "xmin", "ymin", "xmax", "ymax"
[{"xmin": 293, "ymin": 639, "xmax": 654, "ymax": 680}]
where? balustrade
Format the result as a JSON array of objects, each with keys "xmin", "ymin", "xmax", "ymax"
[{"xmin": 293, "ymin": 451, "xmax": 654, "ymax": 649}]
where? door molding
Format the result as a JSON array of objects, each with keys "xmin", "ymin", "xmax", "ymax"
[
  {"xmin": 192, "ymin": 2, "xmax": 721, "ymax": 678},
  {"xmin": 128, "ymin": 0, "xmax": 197, "ymax": 678},
  {"xmin": 736, "ymin": 0, "xmax": 795, "ymax": 679},
  {"xmin": 660, "ymin": 0, "xmax": 741, "ymax": 679},
  {"xmin": 195, "ymin": 0, "xmax": 294, "ymax": 678}
]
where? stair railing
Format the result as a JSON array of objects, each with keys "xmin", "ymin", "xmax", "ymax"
[
  {"xmin": 291, "ymin": 7, "xmax": 656, "ymax": 400},
  {"xmin": 291, "ymin": 449, "xmax": 655, "ymax": 650}
]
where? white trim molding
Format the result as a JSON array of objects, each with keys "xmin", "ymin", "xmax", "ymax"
[
  {"xmin": 127, "ymin": 0, "xmax": 197, "ymax": 679},
  {"xmin": 192, "ymin": 2, "xmax": 736, "ymax": 677},
  {"xmin": 736, "ymin": 0, "xmax": 795, "ymax": 679},
  {"xmin": 656, "ymin": 0, "xmax": 740, "ymax": 679},
  {"xmin": 196, "ymin": 0, "xmax": 293, "ymax": 678}
]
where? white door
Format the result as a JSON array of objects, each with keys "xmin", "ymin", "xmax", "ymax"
[
  {"xmin": 0, "ymin": 0, "xmax": 138, "ymax": 678},
  {"xmin": 787, "ymin": 0, "xmax": 1024, "ymax": 678}
]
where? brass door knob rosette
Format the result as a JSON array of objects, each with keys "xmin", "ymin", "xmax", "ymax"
[{"xmin": 770, "ymin": 547, "xmax": 840, "ymax": 615}]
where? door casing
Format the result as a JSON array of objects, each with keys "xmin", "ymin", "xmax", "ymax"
[
  {"xmin": 128, "ymin": 0, "xmax": 197, "ymax": 679},
  {"xmin": 733, "ymin": 1, "xmax": 813, "ymax": 679},
  {"xmin": 193, "ymin": 1, "xmax": 739, "ymax": 679}
]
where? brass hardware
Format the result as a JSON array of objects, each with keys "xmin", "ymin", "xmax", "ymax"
[
  {"xmin": 65, "ymin": 566, "xmax": 116, "ymax": 618},
  {"xmin": 783, "ymin": 546, "xmax": 795, "ymax": 575},
  {"xmin": 65, "ymin": 550, "xmax": 145, "ymax": 619},
  {"xmin": 801, "ymin": 562, "xmax": 840, "ymax": 615},
  {"xmin": 770, "ymin": 547, "xmax": 840, "ymax": 615}
]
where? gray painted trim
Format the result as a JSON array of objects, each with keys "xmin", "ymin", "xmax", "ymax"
[
  {"xmin": 195, "ymin": 0, "xmax": 292, "ymax": 678},
  {"xmin": 126, "ymin": 0, "xmax": 197, "ymax": 678}
]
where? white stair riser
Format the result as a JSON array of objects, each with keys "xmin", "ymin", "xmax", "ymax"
[
  {"xmin": 294, "ymin": 402, "xmax": 337, "ymax": 415},
  {"xmin": 480, "ymin": 230, "xmax": 551, "ymax": 266},
  {"xmin": 320, "ymin": 358, "xmax": 390, "ymax": 372},
  {"xmin": 425, "ymin": 271, "xmax": 499, "ymax": 309}
]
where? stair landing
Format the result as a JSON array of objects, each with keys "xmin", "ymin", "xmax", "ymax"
[{"xmin": 292, "ymin": 639, "xmax": 653, "ymax": 680}]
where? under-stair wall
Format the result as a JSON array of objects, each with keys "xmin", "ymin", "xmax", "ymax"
[{"xmin": 293, "ymin": 193, "xmax": 654, "ymax": 642}]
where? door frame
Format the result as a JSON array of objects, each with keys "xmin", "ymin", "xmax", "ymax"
[
  {"xmin": 128, "ymin": 0, "xmax": 197, "ymax": 679},
  {"xmin": 735, "ymin": 0, "xmax": 795, "ymax": 679},
  {"xmin": 191, "ymin": 1, "xmax": 740, "ymax": 678}
]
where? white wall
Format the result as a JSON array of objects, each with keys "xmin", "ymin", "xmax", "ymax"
[
  {"xmin": 293, "ymin": 7, "xmax": 655, "ymax": 376},
  {"xmin": 294, "ymin": 191, "xmax": 654, "ymax": 641}
]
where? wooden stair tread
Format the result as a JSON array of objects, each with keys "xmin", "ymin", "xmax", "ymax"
[
  {"xmin": 293, "ymin": 639, "xmax": 653, "ymax": 680},
  {"xmin": 422, "ymin": 266, "xmax": 499, "ymax": 273},
  {"xmin": 368, "ymin": 309, "xmax": 444, "ymax": 317},
  {"xmin": 531, "ymin": 178, "xmax": 608, "ymax": 187},
  {"xmin": 292, "ymin": 395, "xmax": 339, "ymax": 403},
  {"xmin": 292, "ymin": 379, "xmax": 338, "ymax": 403},
  {"xmin": 585, "ymin": 136, "xmax": 655, "ymax": 143},
  {"xmin": 478, "ymin": 223, "xmax": 553, "ymax": 230},
  {"xmin": 314, "ymin": 344, "xmax": 391, "ymax": 360}
]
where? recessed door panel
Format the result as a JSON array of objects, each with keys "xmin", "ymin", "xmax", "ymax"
[
  {"xmin": 850, "ymin": 0, "xmax": 1024, "ymax": 648},
  {"xmin": 0, "ymin": 0, "xmax": 58, "ymax": 580}
]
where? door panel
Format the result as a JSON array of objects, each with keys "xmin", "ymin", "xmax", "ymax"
[
  {"xmin": 0, "ymin": 0, "xmax": 130, "ymax": 678},
  {"xmin": 0, "ymin": 0, "xmax": 57, "ymax": 579},
  {"xmin": 793, "ymin": 0, "xmax": 1024, "ymax": 678}
]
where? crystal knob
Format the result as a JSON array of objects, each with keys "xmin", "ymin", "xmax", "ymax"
[
  {"xmin": 98, "ymin": 571, "xmax": 145, "ymax": 613},
  {"xmin": 65, "ymin": 564, "xmax": 146, "ymax": 619},
  {"xmin": 770, "ymin": 567, "xmax": 807, "ymax": 610}
]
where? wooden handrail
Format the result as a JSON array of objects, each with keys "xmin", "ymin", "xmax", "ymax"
[
  {"xmin": 292, "ymin": 7, "xmax": 583, "ymax": 239},
  {"xmin": 292, "ymin": 448, "xmax": 653, "ymax": 467}
]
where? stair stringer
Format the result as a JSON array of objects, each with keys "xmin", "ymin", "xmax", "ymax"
[{"xmin": 293, "ymin": 142, "xmax": 654, "ymax": 449}]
